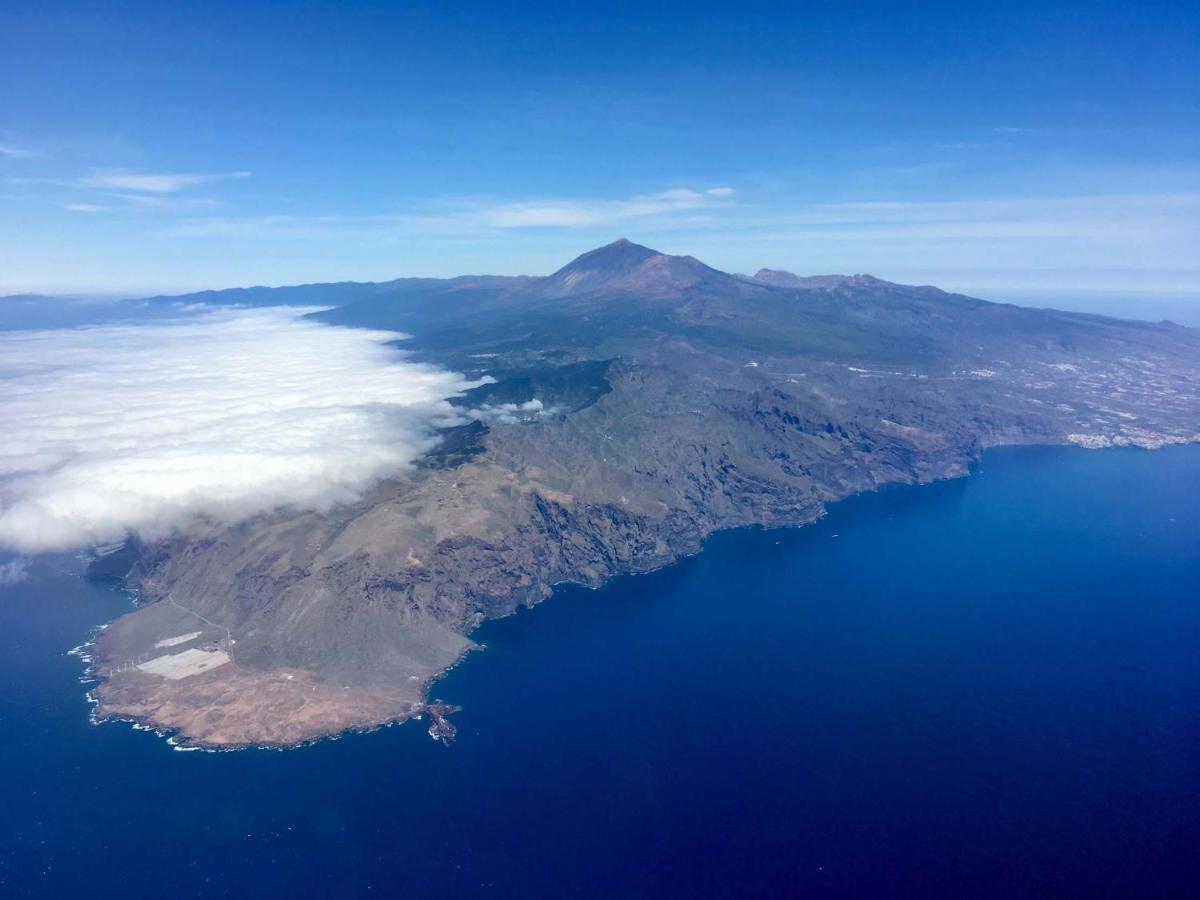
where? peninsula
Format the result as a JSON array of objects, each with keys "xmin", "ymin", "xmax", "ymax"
[{"xmin": 84, "ymin": 240, "xmax": 1200, "ymax": 748}]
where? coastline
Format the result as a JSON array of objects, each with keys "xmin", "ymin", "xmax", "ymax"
[{"xmin": 76, "ymin": 435, "xmax": 1195, "ymax": 752}]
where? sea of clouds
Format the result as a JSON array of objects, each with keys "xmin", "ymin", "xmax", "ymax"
[{"xmin": 0, "ymin": 305, "xmax": 500, "ymax": 554}]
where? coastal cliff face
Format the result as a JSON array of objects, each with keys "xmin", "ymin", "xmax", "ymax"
[{"xmin": 85, "ymin": 241, "xmax": 1200, "ymax": 747}]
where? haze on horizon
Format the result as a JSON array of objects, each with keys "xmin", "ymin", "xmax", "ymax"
[{"xmin": 1, "ymin": 2, "xmax": 1198, "ymax": 308}]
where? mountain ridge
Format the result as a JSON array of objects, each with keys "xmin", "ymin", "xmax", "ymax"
[
  {"xmin": 746, "ymin": 269, "xmax": 898, "ymax": 290},
  {"xmin": 119, "ymin": 242, "xmax": 1194, "ymax": 335}
]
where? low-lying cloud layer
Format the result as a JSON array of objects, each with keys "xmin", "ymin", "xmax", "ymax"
[{"xmin": 0, "ymin": 306, "xmax": 489, "ymax": 553}]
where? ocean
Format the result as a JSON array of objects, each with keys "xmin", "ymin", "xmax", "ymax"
[{"xmin": 1, "ymin": 445, "xmax": 1197, "ymax": 898}]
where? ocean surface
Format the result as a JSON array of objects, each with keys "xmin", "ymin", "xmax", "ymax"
[{"xmin": 1, "ymin": 445, "xmax": 1197, "ymax": 898}]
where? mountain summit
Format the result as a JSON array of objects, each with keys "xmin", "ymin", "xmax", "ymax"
[{"xmin": 535, "ymin": 238, "xmax": 729, "ymax": 298}]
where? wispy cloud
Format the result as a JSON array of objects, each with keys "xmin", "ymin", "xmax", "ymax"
[
  {"xmin": 164, "ymin": 214, "xmax": 348, "ymax": 239},
  {"xmin": 767, "ymin": 192, "xmax": 1200, "ymax": 240},
  {"xmin": 81, "ymin": 169, "xmax": 251, "ymax": 194},
  {"xmin": 162, "ymin": 186, "xmax": 738, "ymax": 240},
  {"xmin": 144, "ymin": 187, "xmax": 1200, "ymax": 292},
  {"xmin": 669, "ymin": 191, "xmax": 1200, "ymax": 291},
  {"xmin": 2, "ymin": 163, "xmax": 250, "ymax": 217},
  {"xmin": 11, "ymin": 161, "xmax": 1199, "ymax": 292},
  {"xmin": 0, "ymin": 143, "xmax": 37, "ymax": 159},
  {"xmin": 147, "ymin": 181, "xmax": 1152, "ymax": 290},
  {"xmin": 463, "ymin": 186, "xmax": 736, "ymax": 228},
  {"xmin": 932, "ymin": 141, "xmax": 991, "ymax": 152},
  {"xmin": 162, "ymin": 187, "xmax": 1200, "ymax": 250},
  {"xmin": 0, "ymin": 558, "xmax": 30, "ymax": 585}
]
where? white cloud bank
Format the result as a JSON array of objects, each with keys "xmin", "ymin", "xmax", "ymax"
[{"xmin": 0, "ymin": 307, "xmax": 490, "ymax": 553}]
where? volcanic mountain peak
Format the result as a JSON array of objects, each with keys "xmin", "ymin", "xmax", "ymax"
[
  {"xmin": 536, "ymin": 238, "xmax": 729, "ymax": 298},
  {"xmin": 561, "ymin": 237, "xmax": 659, "ymax": 273}
]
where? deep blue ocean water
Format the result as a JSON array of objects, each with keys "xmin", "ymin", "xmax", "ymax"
[{"xmin": 1, "ymin": 445, "xmax": 1198, "ymax": 898}]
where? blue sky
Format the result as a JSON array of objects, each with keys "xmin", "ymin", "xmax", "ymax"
[{"xmin": 1, "ymin": 1, "xmax": 1197, "ymax": 296}]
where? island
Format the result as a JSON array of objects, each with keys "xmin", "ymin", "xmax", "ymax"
[{"xmin": 81, "ymin": 240, "xmax": 1200, "ymax": 748}]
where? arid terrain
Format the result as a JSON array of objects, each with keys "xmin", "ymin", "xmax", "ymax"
[{"xmin": 84, "ymin": 240, "xmax": 1200, "ymax": 747}]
